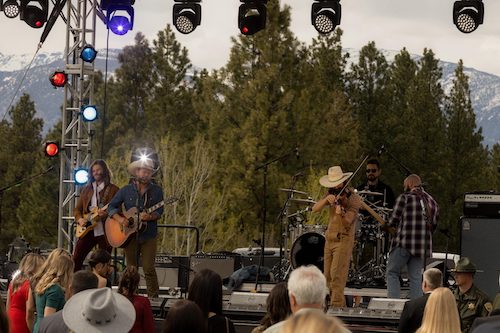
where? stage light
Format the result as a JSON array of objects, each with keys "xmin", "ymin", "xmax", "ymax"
[
  {"xmin": 49, "ymin": 71, "xmax": 67, "ymax": 88},
  {"xmin": 2, "ymin": 0, "xmax": 20, "ymax": 18},
  {"xmin": 80, "ymin": 45, "xmax": 97, "ymax": 63},
  {"xmin": 173, "ymin": 1, "xmax": 201, "ymax": 34},
  {"xmin": 131, "ymin": 147, "xmax": 159, "ymax": 171},
  {"xmin": 106, "ymin": 4, "xmax": 134, "ymax": 35},
  {"xmin": 311, "ymin": 0, "xmax": 341, "ymax": 34},
  {"xmin": 74, "ymin": 168, "xmax": 89, "ymax": 185},
  {"xmin": 80, "ymin": 105, "xmax": 98, "ymax": 122},
  {"xmin": 453, "ymin": 0, "xmax": 484, "ymax": 33},
  {"xmin": 20, "ymin": 0, "xmax": 49, "ymax": 28},
  {"xmin": 44, "ymin": 141, "xmax": 59, "ymax": 157},
  {"xmin": 238, "ymin": 0, "xmax": 267, "ymax": 36}
]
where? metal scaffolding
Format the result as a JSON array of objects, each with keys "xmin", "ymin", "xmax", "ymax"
[{"xmin": 57, "ymin": 0, "xmax": 102, "ymax": 250}]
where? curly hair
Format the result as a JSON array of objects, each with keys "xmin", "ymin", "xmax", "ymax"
[{"xmin": 31, "ymin": 248, "xmax": 71, "ymax": 291}]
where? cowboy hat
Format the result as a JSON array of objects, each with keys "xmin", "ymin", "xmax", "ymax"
[
  {"xmin": 63, "ymin": 288, "xmax": 135, "ymax": 333},
  {"xmin": 319, "ymin": 166, "xmax": 353, "ymax": 188},
  {"xmin": 127, "ymin": 158, "xmax": 155, "ymax": 176},
  {"xmin": 450, "ymin": 257, "xmax": 483, "ymax": 273}
]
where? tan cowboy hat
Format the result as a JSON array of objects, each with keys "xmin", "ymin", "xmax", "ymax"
[
  {"xmin": 63, "ymin": 288, "xmax": 135, "ymax": 333},
  {"xmin": 319, "ymin": 166, "xmax": 353, "ymax": 188},
  {"xmin": 127, "ymin": 158, "xmax": 155, "ymax": 176}
]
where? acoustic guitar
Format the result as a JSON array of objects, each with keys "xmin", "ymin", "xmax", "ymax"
[
  {"xmin": 105, "ymin": 197, "xmax": 177, "ymax": 248},
  {"xmin": 75, "ymin": 203, "xmax": 109, "ymax": 238}
]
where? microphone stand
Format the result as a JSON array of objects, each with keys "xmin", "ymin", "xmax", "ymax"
[
  {"xmin": 378, "ymin": 145, "xmax": 413, "ymax": 177},
  {"xmin": 253, "ymin": 148, "xmax": 296, "ymax": 291},
  {"xmin": 134, "ymin": 179, "xmax": 142, "ymax": 269}
]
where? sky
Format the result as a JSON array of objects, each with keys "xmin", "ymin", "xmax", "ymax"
[{"xmin": 2, "ymin": 0, "xmax": 500, "ymax": 76}]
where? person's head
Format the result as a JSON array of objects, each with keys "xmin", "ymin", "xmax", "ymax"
[
  {"xmin": 187, "ymin": 269, "xmax": 223, "ymax": 318},
  {"xmin": 32, "ymin": 248, "xmax": 71, "ymax": 285},
  {"xmin": 287, "ymin": 265, "xmax": 328, "ymax": 313},
  {"xmin": 128, "ymin": 158, "xmax": 155, "ymax": 184},
  {"xmin": 260, "ymin": 282, "xmax": 292, "ymax": 328},
  {"xmin": 422, "ymin": 268, "xmax": 442, "ymax": 293},
  {"xmin": 403, "ymin": 174, "xmax": 422, "ymax": 191},
  {"xmin": 35, "ymin": 253, "xmax": 74, "ymax": 295},
  {"xmin": 163, "ymin": 299, "xmax": 207, "ymax": 333},
  {"xmin": 280, "ymin": 308, "xmax": 346, "ymax": 333},
  {"xmin": 320, "ymin": 166, "xmax": 352, "ymax": 191},
  {"xmin": 118, "ymin": 265, "xmax": 140, "ymax": 298},
  {"xmin": 366, "ymin": 158, "xmax": 381, "ymax": 182},
  {"xmin": 11, "ymin": 252, "xmax": 45, "ymax": 292},
  {"xmin": 417, "ymin": 287, "xmax": 461, "ymax": 333},
  {"xmin": 69, "ymin": 270, "xmax": 99, "ymax": 297},
  {"xmin": 88, "ymin": 248, "xmax": 113, "ymax": 278},
  {"xmin": 452, "ymin": 257, "xmax": 477, "ymax": 289},
  {"xmin": 88, "ymin": 159, "xmax": 111, "ymax": 185}
]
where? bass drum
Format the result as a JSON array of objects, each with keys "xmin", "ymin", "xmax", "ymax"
[{"xmin": 290, "ymin": 232, "xmax": 325, "ymax": 272}]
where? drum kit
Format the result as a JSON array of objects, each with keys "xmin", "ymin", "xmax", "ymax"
[{"xmin": 272, "ymin": 188, "xmax": 393, "ymax": 287}]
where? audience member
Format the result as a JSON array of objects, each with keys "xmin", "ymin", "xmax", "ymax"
[
  {"xmin": 33, "ymin": 253, "xmax": 74, "ymax": 333},
  {"xmin": 37, "ymin": 270, "xmax": 98, "ymax": 333},
  {"xmin": 63, "ymin": 288, "xmax": 135, "ymax": 332},
  {"xmin": 163, "ymin": 299, "xmax": 208, "ymax": 333},
  {"xmin": 27, "ymin": 248, "xmax": 71, "ymax": 331},
  {"xmin": 117, "ymin": 266, "xmax": 155, "ymax": 333},
  {"xmin": 251, "ymin": 282, "xmax": 291, "ymax": 333},
  {"xmin": 416, "ymin": 287, "xmax": 461, "ymax": 333},
  {"xmin": 398, "ymin": 268, "xmax": 442, "ymax": 333},
  {"xmin": 452, "ymin": 257, "xmax": 492, "ymax": 333},
  {"xmin": 281, "ymin": 308, "xmax": 346, "ymax": 333},
  {"xmin": 470, "ymin": 290, "xmax": 500, "ymax": 332},
  {"xmin": 0, "ymin": 300, "xmax": 8, "ymax": 333},
  {"xmin": 88, "ymin": 248, "xmax": 113, "ymax": 288},
  {"xmin": 188, "ymin": 269, "xmax": 236, "ymax": 333},
  {"xmin": 6, "ymin": 253, "xmax": 45, "ymax": 333}
]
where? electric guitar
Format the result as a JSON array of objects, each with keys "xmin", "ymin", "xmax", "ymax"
[
  {"xmin": 75, "ymin": 203, "xmax": 109, "ymax": 239},
  {"xmin": 359, "ymin": 199, "xmax": 396, "ymax": 235},
  {"xmin": 105, "ymin": 196, "xmax": 177, "ymax": 248}
]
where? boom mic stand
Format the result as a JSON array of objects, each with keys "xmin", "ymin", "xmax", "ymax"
[{"xmin": 378, "ymin": 145, "xmax": 413, "ymax": 177}]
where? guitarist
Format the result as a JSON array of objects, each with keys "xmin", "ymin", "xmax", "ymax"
[
  {"xmin": 107, "ymin": 158, "xmax": 164, "ymax": 298},
  {"xmin": 73, "ymin": 159, "xmax": 119, "ymax": 271}
]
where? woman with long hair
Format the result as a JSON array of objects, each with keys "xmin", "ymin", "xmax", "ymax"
[
  {"xmin": 416, "ymin": 287, "xmax": 461, "ymax": 333},
  {"xmin": 163, "ymin": 299, "xmax": 207, "ymax": 333},
  {"xmin": 6, "ymin": 252, "xmax": 45, "ymax": 333},
  {"xmin": 188, "ymin": 269, "xmax": 236, "ymax": 333},
  {"xmin": 33, "ymin": 252, "xmax": 73, "ymax": 333},
  {"xmin": 117, "ymin": 266, "xmax": 155, "ymax": 333},
  {"xmin": 251, "ymin": 282, "xmax": 291, "ymax": 333}
]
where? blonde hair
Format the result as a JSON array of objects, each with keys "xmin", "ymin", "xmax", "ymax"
[
  {"xmin": 11, "ymin": 253, "xmax": 45, "ymax": 293},
  {"xmin": 281, "ymin": 309, "xmax": 346, "ymax": 333},
  {"xmin": 31, "ymin": 248, "xmax": 71, "ymax": 287},
  {"xmin": 34, "ymin": 250, "xmax": 74, "ymax": 295},
  {"xmin": 416, "ymin": 287, "xmax": 461, "ymax": 333}
]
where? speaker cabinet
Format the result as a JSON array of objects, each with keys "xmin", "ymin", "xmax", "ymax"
[
  {"xmin": 138, "ymin": 255, "xmax": 189, "ymax": 291},
  {"xmin": 460, "ymin": 217, "xmax": 500, "ymax": 299},
  {"xmin": 189, "ymin": 253, "xmax": 242, "ymax": 284}
]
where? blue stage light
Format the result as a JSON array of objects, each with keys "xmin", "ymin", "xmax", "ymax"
[
  {"xmin": 81, "ymin": 105, "xmax": 98, "ymax": 122},
  {"xmin": 74, "ymin": 168, "xmax": 89, "ymax": 185},
  {"xmin": 106, "ymin": 5, "xmax": 134, "ymax": 35},
  {"xmin": 80, "ymin": 45, "xmax": 98, "ymax": 63}
]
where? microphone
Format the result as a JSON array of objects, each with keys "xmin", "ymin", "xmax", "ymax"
[
  {"xmin": 377, "ymin": 145, "xmax": 386, "ymax": 157},
  {"xmin": 295, "ymin": 147, "xmax": 300, "ymax": 160}
]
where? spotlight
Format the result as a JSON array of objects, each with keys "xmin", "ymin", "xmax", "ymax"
[
  {"xmin": 173, "ymin": 0, "xmax": 201, "ymax": 34},
  {"xmin": 49, "ymin": 71, "xmax": 67, "ymax": 88},
  {"xmin": 311, "ymin": 0, "xmax": 341, "ymax": 34},
  {"xmin": 80, "ymin": 45, "xmax": 98, "ymax": 63},
  {"xmin": 238, "ymin": 0, "xmax": 268, "ymax": 36},
  {"xmin": 453, "ymin": 0, "xmax": 484, "ymax": 33},
  {"xmin": 20, "ymin": 0, "xmax": 49, "ymax": 28},
  {"xmin": 74, "ymin": 168, "xmax": 89, "ymax": 185},
  {"xmin": 2, "ymin": 0, "xmax": 20, "ymax": 18},
  {"xmin": 106, "ymin": 2, "xmax": 134, "ymax": 35},
  {"xmin": 81, "ymin": 105, "xmax": 98, "ymax": 122},
  {"xmin": 44, "ymin": 141, "xmax": 59, "ymax": 157},
  {"xmin": 131, "ymin": 147, "xmax": 159, "ymax": 171}
]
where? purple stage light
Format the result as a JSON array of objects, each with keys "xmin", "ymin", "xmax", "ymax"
[
  {"xmin": 108, "ymin": 15, "xmax": 131, "ymax": 35},
  {"xmin": 106, "ymin": 4, "xmax": 134, "ymax": 36}
]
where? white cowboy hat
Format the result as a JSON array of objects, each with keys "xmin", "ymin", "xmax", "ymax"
[
  {"xmin": 319, "ymin": 166, "xmax": 353, "ymax": 188},
  {"xmin": 63, "ymin": 288, "xmax": 135, "ymax": 333},
  {"xmin": 127, "ymin": 158, "xmax": 155, "ymax": 176}
]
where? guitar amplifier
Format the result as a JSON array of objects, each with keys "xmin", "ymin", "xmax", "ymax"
[
  {"xmin": 463, "ymin": 192, "xmax": 500, "ymax": 218},
  {"xmin": 139, "ymin": 255, "xmax": 189, "ymax": 292},
  {"xmin": 189, "ymin": 253, "xmax": 242, "ymax": 283}
]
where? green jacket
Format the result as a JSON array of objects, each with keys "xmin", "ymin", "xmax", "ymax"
[{"xmin": 453, "ymin": 284, "xmax": 492, "ymax": 333}]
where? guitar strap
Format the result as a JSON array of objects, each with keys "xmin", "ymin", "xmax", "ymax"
[{"xmin": 101, "ymin": 184, "xmax": 112, "ymax": 206}]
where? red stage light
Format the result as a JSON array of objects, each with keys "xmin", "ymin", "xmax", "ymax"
[
  {"xmin": 44, "ymin": 142, "xmax": 59, "ymax": 157},
  {"xmin": 49, "ymin": 71, "xmax": 67, "ymax": 88}
]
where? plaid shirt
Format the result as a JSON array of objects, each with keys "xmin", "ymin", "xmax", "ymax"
[{"xmin": 388, "ymin": 187, "xmax": 439, "ymax": 258}]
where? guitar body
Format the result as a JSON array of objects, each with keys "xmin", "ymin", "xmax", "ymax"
[
  {"xmin": 76, "ymin": 204, "xmax": 109, "ymax": 239},
  {"xmin": 105, "ymin": 207, "xmax": 140, "ymax": 248}
]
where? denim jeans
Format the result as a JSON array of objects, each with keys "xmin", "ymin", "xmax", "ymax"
[{"xmin": 386, "ymin": 247, "xmax": 423, "ymax": 299}]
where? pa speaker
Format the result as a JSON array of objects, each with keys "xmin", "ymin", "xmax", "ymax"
[{"xmin": 460, "ymin": 217, "xmax": 500, "ymax": 299}]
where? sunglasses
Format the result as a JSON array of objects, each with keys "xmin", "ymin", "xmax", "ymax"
[{"xmin": 366, "ymin": 169, "xmax": 378, "ymax": 174}]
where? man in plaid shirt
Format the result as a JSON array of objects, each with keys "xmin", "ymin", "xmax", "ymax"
[{"xmin": 386, "ymin": 174, "xmax": 439, "ymax": 299}]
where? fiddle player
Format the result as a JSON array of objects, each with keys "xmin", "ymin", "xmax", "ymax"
[{"xmin": 312, "ymin": 166, "xmax": 362, "ymax": 307}]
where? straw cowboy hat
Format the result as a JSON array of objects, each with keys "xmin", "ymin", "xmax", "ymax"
[
  {"xmin": 63, "ymin": 288, "xmax": 135, "ymax": 333},
  {"xmin": 451, "ymin": 257, "xmax": 483, "ymax": 273},
  {"xmin": 127, "ymin": 158, "xmax": 155, "ymax": 176},
  {"xmin": 319, "ymin": 166, "xmax": 353, "ymax": 188}
]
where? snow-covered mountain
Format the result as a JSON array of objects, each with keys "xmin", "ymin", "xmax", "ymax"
[{"xmin": 1, "ymin": 49, "xmax": 499, "ymax": 146}]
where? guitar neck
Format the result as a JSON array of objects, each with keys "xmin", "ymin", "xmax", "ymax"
[{"xmin": 360, "ymin": 200, "xmax": 387, "ymax": 226}]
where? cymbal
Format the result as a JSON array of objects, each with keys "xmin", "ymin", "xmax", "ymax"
[
  {"xmin": 356, "ymin": 190, "xmax": 384, "ymax": 196},
  {"xmin": 290, "ymin": 198, "xmax": 317, "ymax": 206},
  {"xmin": 279, "ymin": 188, "xmax": 308, "ymax": 195}
]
